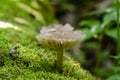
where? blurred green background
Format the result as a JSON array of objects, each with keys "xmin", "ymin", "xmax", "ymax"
[{"xmin": 0, "ymin": 0, "xmax": 120, "ymax": 80}]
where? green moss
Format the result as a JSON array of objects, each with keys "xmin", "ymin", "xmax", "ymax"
[{"xmin": 0, "ymin": 27, "xmax": 95, "ymax": 80}]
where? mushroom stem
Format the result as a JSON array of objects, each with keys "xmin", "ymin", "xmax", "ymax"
[{"xmin": 56, "ymin": 48, "xmax": 64, "ymax": 73}]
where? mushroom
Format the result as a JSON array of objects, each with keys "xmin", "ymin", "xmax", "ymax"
[{"xmin": 36, "ymin": 24, "xmax": 85, "ymax": 73}]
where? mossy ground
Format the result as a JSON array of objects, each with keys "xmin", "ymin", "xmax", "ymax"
[{"xmin": 0, "ymin": 26, "xmax": 95, "ymax": 80}]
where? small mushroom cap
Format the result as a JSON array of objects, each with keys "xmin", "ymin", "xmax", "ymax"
[
  {"xmin": 36, "ymin": 24, "xmax": 85, "ymax": 49},
  {"xmin": 40, "ymin": 24, "xmax": 73, "ymax": 34}
]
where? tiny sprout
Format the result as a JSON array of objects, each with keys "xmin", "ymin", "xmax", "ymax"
[{"xmin": 36, "ymin": 24, "xmax": 85, "ymax": 73}]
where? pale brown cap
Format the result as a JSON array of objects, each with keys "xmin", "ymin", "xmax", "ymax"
[{"xmin": 36, "ymin": 24, "xmax": 85, "ymax": 49}]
